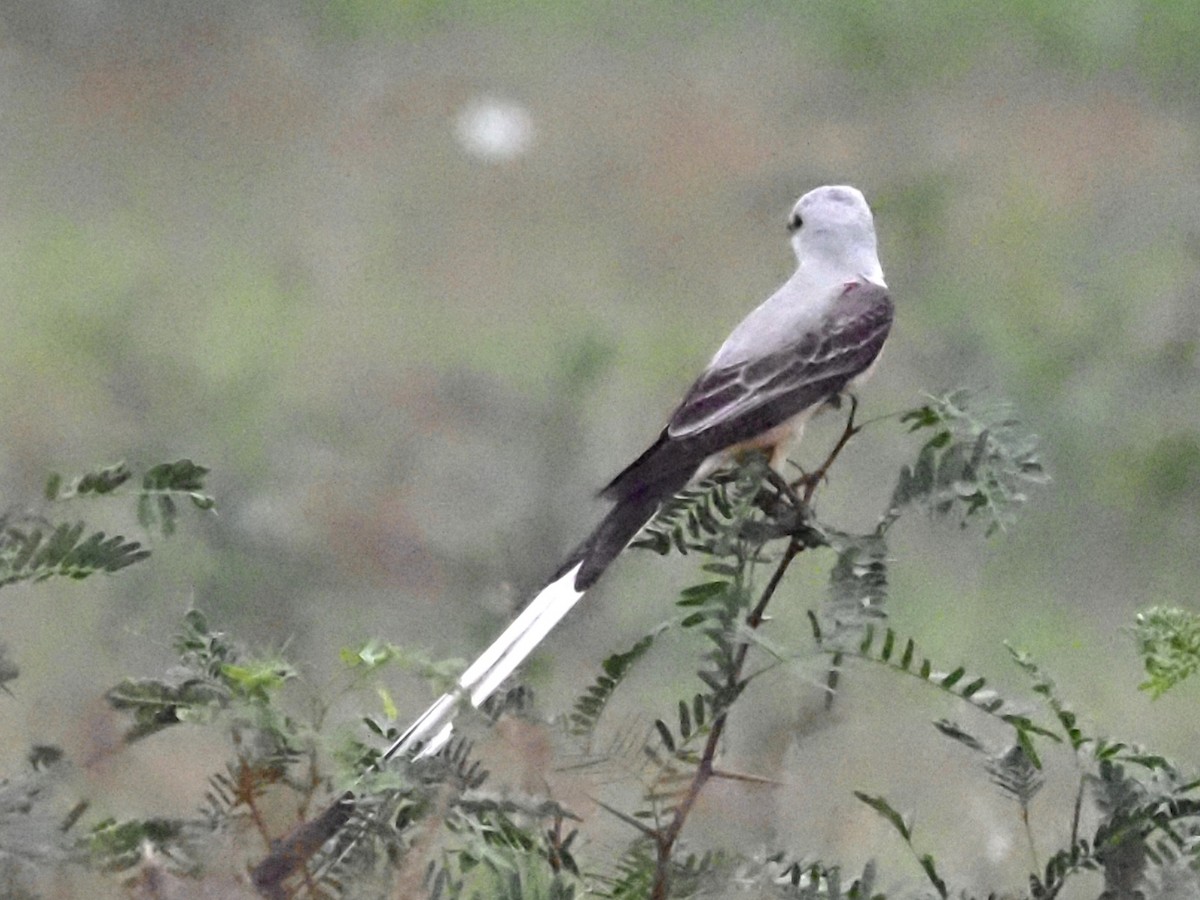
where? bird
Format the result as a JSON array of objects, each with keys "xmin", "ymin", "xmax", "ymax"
[
  {"xmin": 390, "ymin": 184, "xmax": 893, "ymax": 760},
  {"xmin": 250, "ymin": 185, "xmax": 894, "ymax": 894}
]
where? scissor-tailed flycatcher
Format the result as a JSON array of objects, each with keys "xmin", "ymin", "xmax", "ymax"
[{"xmin": 389, "ymin": 185, "xmax": 892, "ymax": 760}]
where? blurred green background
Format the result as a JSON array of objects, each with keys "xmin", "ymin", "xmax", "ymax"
[{"xmin": 1, "ymin": 0, "xmax": 1198, "ymax": 893}]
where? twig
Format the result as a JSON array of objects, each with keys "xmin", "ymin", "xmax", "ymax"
[
  {"xmin": 649, "ymin": 402, "xmax": 861, "ymax": 898},
  {"xmin": 709, "ymin": 767, "xmax": 782, "ymax": 786},
  {"xmin": 1021, "ymin": 801, "xmax": 1040, "ymax": 875},
  {"xmin": 650, "ymin": 535, "xmax": 803, "ymax": 899},
  {"xmin": 797, "ymin": 395, "xmax": 860, "ymax": 504}
]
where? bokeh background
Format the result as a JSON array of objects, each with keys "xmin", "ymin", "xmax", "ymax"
[{"xmin": 1, "ymin": 1, "xmax": 1198, "ymax": 895}]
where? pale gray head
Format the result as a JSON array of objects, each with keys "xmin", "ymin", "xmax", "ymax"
[{"xmin": 787, "ymin": 185, "xmax": 884, "ymax": 286}]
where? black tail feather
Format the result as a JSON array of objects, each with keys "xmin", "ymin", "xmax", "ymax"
[{"xmin": 560, "ymin": 469, "xmax": 694, "ymax": 591}]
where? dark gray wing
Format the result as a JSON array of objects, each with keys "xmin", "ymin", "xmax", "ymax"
[
  {"xmin": 600, "ymin": 281, "xmax": 893, "ymax": 502},
  {"xmin": 567, "ymin": 282, "xmax": 892, "ymax": 591}
]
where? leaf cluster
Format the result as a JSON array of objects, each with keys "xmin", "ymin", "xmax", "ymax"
[
  {"xmin": 85, "ymin": 610, "xmax": 307, "ymax": 879},
  {"xmin": 0, "ymin": 460, "xmax": 215, "ymax": 893},
  {"xmin": 889, "ymin": 390, "xmax": 1048, "ymax": 535},
  {"xmin": 1, "ymin": 459, "xmax": 214, "ymax": 590},
  {"xmin": 11, "ymin": 403, "xmax": 1198, "ymax": 899},
  {"xmin": 0, "ymin": 519, "xmax": 149, "ymax": 588},
  {"xmin": 105, "ymin": 608, "xmax": 297, "ymax": 744},
  {"xmin": 1133, "ymin": 606, "xmax": 1200, "ymax": 699},
  {"xmin": 851, "ymin": 642, "xmax": 1200, "ymax": 899}
]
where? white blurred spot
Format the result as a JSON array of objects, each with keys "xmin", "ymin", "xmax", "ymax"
[{"xmin": 455, "ymin": 97, "xmax": 534, "ymax": 162}]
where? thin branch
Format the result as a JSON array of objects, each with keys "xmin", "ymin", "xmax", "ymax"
[
  {"xmin": 1070, "ymin": 775, "xmax": 1084, "ymax": 851},
  {"xmin": 651, "ymin": 535, "xmax": 804, "ymax": 898},
  {"xmin": 1022, "ymin": 801, "xmax": 1040, "ymax": 875},
  {"xmin": 799, "ymin": 394, "xmax": 860, "ymax": 504},
  {"xmin": 233, "ymin": 750, "xmax": 274, "ymax": 849},
  {"xmin": 708, "ymin": 767, "xmax": 782, "ymax": 786},
  {"xmin": 649, "ymin": 403, "xmax": 861, "ymax": 899},
  {"xmin": 595, "ymin": 796, "xmax": 659, "ymax": 838}
]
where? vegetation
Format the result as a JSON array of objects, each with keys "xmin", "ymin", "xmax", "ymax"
[
  {"xmin": 3, "ymin": 3, "xmax": 1199, "ymax": 897},
  {"xmin": 3, "ymin": 395, "xmax": 1197, "ymax": 897}
]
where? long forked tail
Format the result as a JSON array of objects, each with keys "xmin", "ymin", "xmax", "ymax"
[
  {"xmin": 381, "ymin": 484, "xmax": 673, "ymax": 762},
  {"xmin": 249, "ymin": 487, "xmax": 680, "ymax": 893},
  {"xmin": 381, "ymin": 561, "xmax": 586, "ymax": 760}
]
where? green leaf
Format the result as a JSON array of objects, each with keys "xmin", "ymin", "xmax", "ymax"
[
  {"xmin": 0, "ymin": 518, "xmax": 149, "ymax": 587},
  {"xmin": 938, "ymin": 667, "xmax": 965, "ymax": 689},
  {"xmin": 568, "ymin": 631, "xmax": 659, "ymax": 738},
  {"xmin": 960, "ymin": 676, "xmax": 986, "ymax": 698},
  {"xmin": 1133, "ymin": 606, "xmax": 1200, "ymax": 698},
  {"xmin": 918, "ymin": 854, "xmax": 948, "ymax": 898},
  {"xmin": 932, "ymin": 719, "xmax": 986, "ymax": 753},
  {"xmin": 220, "ymin": 661, "xmax": 295, "ymax": 700},
  {"xmin": 654, "ymin": 719, "xmax": 676, "ymax": 753},
  {"xmin": 936, "ymin": 672, "xmax": 964, "ymax": 691},
  {"xmin": 51, "ymin": 463, "xmax": 132, "ymax": 499},
  {"xmin": 344, "ymin": 639, "xmax": 393, "ymax": 669},
  {"xmin": 136, "ymin": 460, "xmax": 215, "ymax": 536},
  {"xmin": 632, "ymin": 464, "xmax": 765, "ymax": 563},
  {"xmin": 106, "ymin": 676, "xmax": 230, "ymax": 742},
  {"xmin": 859, "ymin": 623, "xmax": 876, "ymax": 655},
  {"xmin": 853, "ymin": 791, "xmax": 911, "ymax": 842},
  {"xmin": 1014, "ymin": 726, "xmax": 1043, "ymax": 771},
  {"xmin": 1006, "ymin": 644, "xmax": 1089, "ymax": 751},
  {"xmin": 676, "ymin": 580, "xmax": 728, "ymax": 607},
  {"xmin": 87, "ymin": 817, "xmax": 190, "ymax": 873},
  {"xmin": 377, "ymin": 686, "xmax": 398, "ymax": 721},
  {"xmin": 886, "ymin": 390, "xmax": 1046, "ymax": 535}
]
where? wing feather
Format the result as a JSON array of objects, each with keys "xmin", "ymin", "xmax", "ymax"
[
  {"xmin": 600, "ymin": 282, "xmax": 892, "ymax": 502},
  {"xmin": 669, "ymin": 286, "xmax": 889, "ymax": 438}
]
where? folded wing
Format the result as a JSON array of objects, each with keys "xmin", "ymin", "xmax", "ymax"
[{"xmin": 599, "ymin": 281, "xmax": 893, "ymax": 505}]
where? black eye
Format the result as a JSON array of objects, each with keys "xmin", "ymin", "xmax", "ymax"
[{"xmin": 787, "ymin": 211, "xmax": 803, "ymax": 232}]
